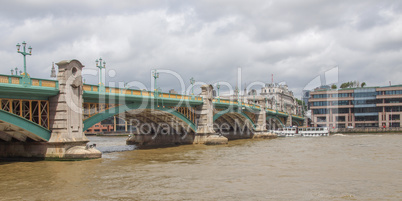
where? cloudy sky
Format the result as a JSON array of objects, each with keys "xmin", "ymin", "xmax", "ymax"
[{"xmin": 1, "ymin": 0, "xmax": 401, "ymax": 97}]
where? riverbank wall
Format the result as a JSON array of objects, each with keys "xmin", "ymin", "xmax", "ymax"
[{"xmin": 331, "ymin": 127, "xmax": 402, "ymax": 134}]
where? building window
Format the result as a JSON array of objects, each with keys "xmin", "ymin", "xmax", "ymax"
[
  {"xmin": 355, "ymin": 116, "xmax": 379, "ymax": 121},
  {"xmin": 317, "ymin": 117, "xmax": 327, "ymax": 122},
  {"xmin": 332, "ymin": 93, "xmax": 349, "ymax": 98},
  {"xmin": 385, "ymin": 90, "xmax": 402, "ymax": 95},
  {"xmin": 353, "ymin": 92, "xmax": 377, "ymax": 98},
  {"xmin": 332, "ymin": 108, "xmax": 349, "ymax": 114},
  {"xmin": 313, "ymin": 109, "xmax": 328, "ymax": 114},
  {"xmin": 336, "ymin": 116, "xmax": 346, "ymax": 122},
  {"xmin": 332, "ymin": 100, "xmax": 349, "ymax": 105},
  {"xmin": 313, "ymin": 101, "xmax": 329, "ymax": 106},
  {"xmin": 312, "ymin": 94, "xmax": 329, "ymax": 98}
]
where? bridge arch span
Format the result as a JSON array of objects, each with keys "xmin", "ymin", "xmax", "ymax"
[
  {"xmin": 213, "ymin": 110, "xmax": 256, "ymax": 132},
  {"xmin": 0, "ymin": 110, "xmax": 51, "ymax": 142},
  {"xmin": 266, "ymin": 116, "xmax": 285, "ymax": 130},
  {"xmin": 83, "ymin": 103, "xmax": 197, "ymax": 133}
]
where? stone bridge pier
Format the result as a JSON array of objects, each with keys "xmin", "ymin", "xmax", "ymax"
[
  {"xmin": 253, "ymin": 100, "xmax": 276, "ymax": 139},
  {"xmin": 193, "ymin": 85, "xmax": 228, "ymax": 145},
  {"xmin": 47, "ymin": 60, "xmax": 101, "ymax": 159}
]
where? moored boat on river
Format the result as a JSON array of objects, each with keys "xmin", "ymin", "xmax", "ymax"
[{"xmin": 274, "ymin": 127, "xmax": 329, "ymax": 137}]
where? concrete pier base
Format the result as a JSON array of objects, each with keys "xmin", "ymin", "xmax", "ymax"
[
  {"xmin": 126, "ymin": 133, "xmax": 195, "ymax": 148},
  {"xmin": 221, "ymin": 131, "xmax": 253, "ymax": 140},
  {"xmin": 193, "ymin": 134, "xmax": 228, "ymax": 145},
  {"xmin": 0, "ymin": 141, "xmax": 101, "ymax": 160},
  {"xmin": 126, "ymin": 133, "xmax": 228, "ymax": 147},
  {"xmin": 252, "ymin": 132, "xmax": 277, "ymax": 139}
]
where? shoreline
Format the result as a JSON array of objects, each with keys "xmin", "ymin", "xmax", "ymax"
[{"xmin": 330, "ymin": 132, "xmax": 402, "ymax": 135}]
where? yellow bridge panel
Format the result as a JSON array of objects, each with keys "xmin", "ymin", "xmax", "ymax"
[
  {"xmin": 11, "ymin": 77, "xmax": 20, "ymax": 84},
  {"xmin": 0, "ymin": 76, "xmax": 8, "ymax": 83},
  {"xmin": 32, "ymin": 79, "xmax": 40, "ymax": 86},
  {"xmin": 41, "ymin": 80, "xmax": 56, "ymax": 88},
  {"xmin": 83, "ymin": 85, "xmax": 91, "ymax": 91},
  {"xmin": 132, "ymin": 90, "xmax": 142, "ymax": 95}
]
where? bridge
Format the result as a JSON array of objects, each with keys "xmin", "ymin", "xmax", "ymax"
[{"xmin": 0, "ymin": 59, "xmax": 304, "ymax": 159}]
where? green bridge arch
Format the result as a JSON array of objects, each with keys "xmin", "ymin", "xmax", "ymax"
[
  {"xmin": 213, "ymin": 110, "xmax": 256, "ymax": 129},
  {"xmin": 0, "ymin": 110, "xmax": 51, "ymax": 141},
  {"xmin": 266, "ymin": 115, "xmax": 285, "ymax": 128},
  {"xmin": 83, "ymin": 102, "xmax": 197, "ymax": 132}
]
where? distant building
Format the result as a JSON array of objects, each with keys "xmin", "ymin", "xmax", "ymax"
[
  {"xmin": 309, "ymin": 85, "xmax": 402, "ymax": 128},
  {"xmin": 85, "ymin": 116, "xmax": 134, "ymax": 134},
  {"xmin": 169, "ymin": 89, "xmax": 178, "ymax": 94},
  {"xmin": 302, "ymin": 90, "xmax": 311, "ymax": 109},
  {"xmin": 219, "ymin": 83, "xmax": 303, "ymax": 116},
  {"xmin": 260, "ymin": 83, "xmax": 301, "ymax": 115}
]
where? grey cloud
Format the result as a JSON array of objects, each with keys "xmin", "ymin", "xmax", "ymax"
[{"xmin": 1, "ymin": 0, "xmax": 402, "ymax": 96}]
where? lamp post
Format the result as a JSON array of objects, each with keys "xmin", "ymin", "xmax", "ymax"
[
  {"xmin": 152, "ymin": 70, "xmax": 159, "ymax": 96},
  {"xmin": 217, "ymin": 82, "xmax": 220, "ymax": 102},
  {"xmin": 253, "ymin": 90, "xmax": 256, "ymax": 107},
  {"xmin": 16, "ymin": 41, "xmax": 32, "ymax": 85},
  {"xmin": 235, "ymin": 87, "xmax": 241, "ymax": 109},
  {"xmin": 96, "ymin": 58, "xmax": 106, "ymax": 92},
  {"xmin": 190, "ymin": 77, "xmax": 195, "ymax": 96}
]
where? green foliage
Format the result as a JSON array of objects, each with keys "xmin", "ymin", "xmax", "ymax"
[
  {"xmin": 331, "ymin": 84, "xmax": 337, "ymax": 89},
  {"xmin": 340, "ymin": 81, "xmax": 366, "ymax": 89}
]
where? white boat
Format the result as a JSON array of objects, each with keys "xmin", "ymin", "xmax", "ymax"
[
  {"xmin": 298, "ymin": 127, "xmax": 329, "ymax": 137},
  {"xmin": 274, "ymin": 127, "xmax": 329, "ymax": 137},
  {"xmin": 274, "ymin": 127, "xmax": 298, "ymax": 137}
]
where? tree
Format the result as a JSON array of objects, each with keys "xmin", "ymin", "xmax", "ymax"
[
  {"xmin": 331, "ymin": 84, "xmax": 337, "ymax": 89},
  {"xmin": 340, "ymin": 82, "xmax": 350, "ymax": 89},
  {"xmin": 340, "ymin": 81, "xmax": 366, "ymax": 88}
]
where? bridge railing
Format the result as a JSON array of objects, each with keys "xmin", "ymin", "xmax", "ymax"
[
  {"xmin": 0, "ymin": 74, "xmax": 58, "ymax": 89},
  {"xmin": 212, "ymin": 99, "xmax": 261, "ymax": 109},
  {"xmin": 82, "ymin": 84, "xmax": 203, "ymax": 101}
]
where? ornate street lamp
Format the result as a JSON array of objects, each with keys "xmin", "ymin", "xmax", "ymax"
[
  {"xmin": 217, "ymin": 82, "xmax": 220, "ymax": 102},
  {"xmin": 253, "ymin": 89, "xmax": 256, "ymax": 107},
  {"xmin": 152, "ymin": 69, "xmax": 159, "ymax": 96},
  {"xmin": 190, "ymin": 77, "xmax": 195, "ymax": 96},
  {"xmin": 16, "ymin": 41, "xmax": 32, "ymax": 86},
  {"xmin": 96, "ymin": 57, "xmax": 106, "ymax": 92}
]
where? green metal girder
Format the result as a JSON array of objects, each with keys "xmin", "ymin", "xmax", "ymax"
[
  {"xmin": 213, "ymin": 102, "xmax": 261, "ymax": 112},
  {"xmin": 213, "ymin": 109, "xmax": 256, "ymax": 128},
  {"xmin": 266, "ymin": 115, "xmax": 285, "ymax": 128},
  {"xmin": 0, "ymin": 83, "xmax": 59, "ymax": 100},
  {"xmin": 83, "ymin": 91, "xmax": 203, "ymax": 107},
  {"xmin": 0, "ymin": 109, "xmax": 51, "ymax": 141},
  {"xmin": 291, "ymin": 115, "xmax": 305, "ymax": 121},
  {"xmin": 293, "ymin": 120, "xmax": 301, "ymax": 126},
  {"xmin": 83, "ymin": 102, "xmax": 197, "ymax": 132}
]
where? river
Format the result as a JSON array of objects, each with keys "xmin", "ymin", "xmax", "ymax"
[{"xmin": 0, "ymin": 134, "xmax": 401, "ymax": 200}]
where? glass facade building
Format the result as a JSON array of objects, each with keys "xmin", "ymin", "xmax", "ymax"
[{"xmin": 309, "ymin": 85, "xmax": 402, "ymax": 128}]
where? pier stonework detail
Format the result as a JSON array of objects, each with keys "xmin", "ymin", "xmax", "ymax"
[
  {"xmin": 47, "ymin": 60, "xmax": 101, "ymax": 159},
  {"xmin": 254, "ymin": 101, "xmax": 267, "ymax": 132},
  {"xmin": 194, "ymin": 85, "xmax": 228, "ymax": 145}
]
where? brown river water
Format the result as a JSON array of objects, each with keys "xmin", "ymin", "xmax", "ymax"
[{"xmin": 0, "ymin": 134, "xmax": 401, "ymax": 200}]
